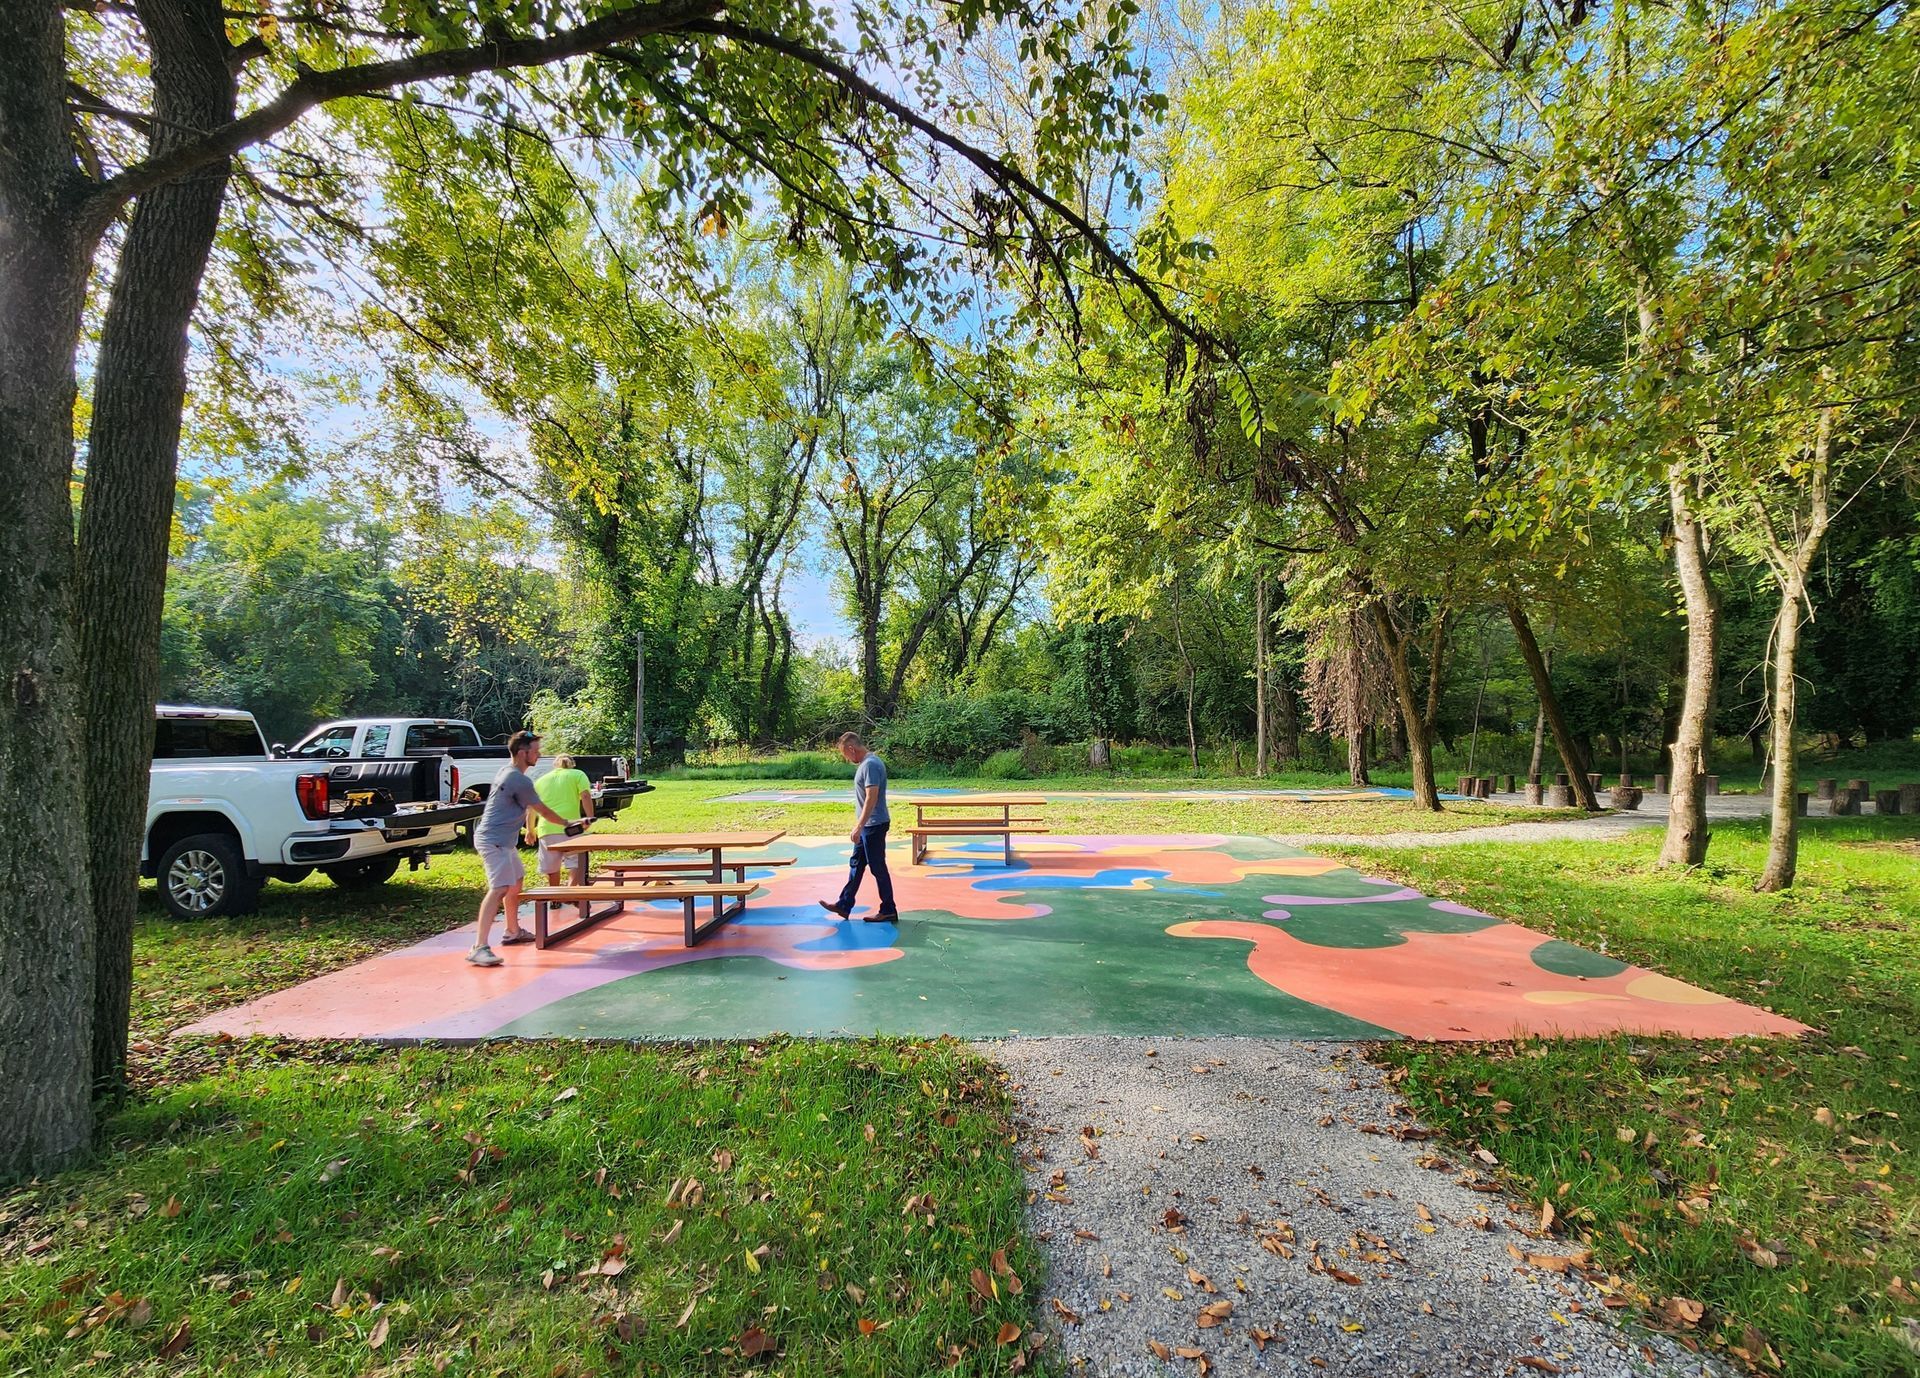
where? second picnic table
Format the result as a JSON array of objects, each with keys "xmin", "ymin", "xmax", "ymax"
[
  {"xmin": 534, "ymin": 829, "xmax": 788, "ymax": 948},
  {"xmin": 901, "ymin": 795, "xmax": 1048, "ymax": 865}
]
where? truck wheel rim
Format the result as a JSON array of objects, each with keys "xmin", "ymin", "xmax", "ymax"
[{"xmin": 167, "ymin": 850, "xmax": 225, "ymax": 913}]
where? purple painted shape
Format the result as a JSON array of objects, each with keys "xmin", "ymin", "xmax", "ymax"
[{"xmin": 1429, "ymin": 899, "xmax": 1495, "ymax": 919}]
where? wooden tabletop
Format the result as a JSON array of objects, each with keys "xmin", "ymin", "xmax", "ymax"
[
  {"xmin": 544, "ymin": 829, "xmax": 786, "ymax": 854},
  {"xmin": 903, "ymin": 795, "xmax": 1046, "ymax": 807}
]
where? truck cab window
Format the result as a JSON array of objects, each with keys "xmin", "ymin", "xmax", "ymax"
[
  {"xmin": 153, "ymin": 719, "xmax": 267, "ymax": 759},
  {"xmin": 404, "ymin": 723, "xmax": 481, "ymax": 753},
  {"xmin": 362, "ymin": 724, "xmax": 392, "ymax": 755},
  {"xmin": 291, "ymin": 726, "xmax": 357, "ymax": 759}
]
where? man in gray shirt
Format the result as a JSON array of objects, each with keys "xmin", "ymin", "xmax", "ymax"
[
  {"xmin": 470, "ymin": 731, "xmax": 572, "ymax": 966},
  {"xmin": 819, "ymin": 731, "xmax": 898, "ymax": 923}
]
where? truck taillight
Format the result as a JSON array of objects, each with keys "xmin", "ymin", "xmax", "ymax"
[
  {"xmin": 450, "ymin": 765, "xmax": 460, "ymax": 798},
  {"xmin": 296, "ymin": 774, "xmax": 329, "ymax": 820}
]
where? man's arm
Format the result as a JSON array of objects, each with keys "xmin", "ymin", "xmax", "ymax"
[{"xmin": 579, "ymin": 785, "xmax": 595, "ymax": 822}]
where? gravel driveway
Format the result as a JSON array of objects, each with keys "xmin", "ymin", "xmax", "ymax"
[{"xmin": 985, "ymin": 1038, "xmax": 1732, "ymax": 1378}]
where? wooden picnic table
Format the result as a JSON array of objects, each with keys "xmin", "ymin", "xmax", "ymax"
[
  {"xmin": 535, "ymin": 829, "xmax": 787, "ymax": 946},
  {"xmin": 900, "ymin": 795, "xmax": 1048, "ymax": 865}
]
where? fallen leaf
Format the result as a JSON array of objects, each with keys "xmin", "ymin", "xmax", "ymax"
[
  {"xmin": 1051, "ymin": 1299, "xmax": 1082, "ymax": 1325},
  {"xmin": 713, "ymin": 1149, "xmax": 734, "ymax": 1173},
  {"xmin": 742, "ymin": 1249, "xmax": 761, "ymax": 1275},
  {"xmin": 125, "ymin": 1298, "xmax": 153, "ymax": 1330},
  {"xmin": 676, "ymin": 1298, "xmax": 697, "ymax": 1329},
  {"xmin": 368, "ymin": 1315, "xmax": 389, "ymax": 1349},
  {"xmin": 1540, "ymin": 1200, "xmax": 1556, "ymax": 1234},
  {"xmin": 158, "ymin": 1318, "xmax": 191, "ymax": 1358},
  {"xmin": 660, "ymin": 1219, "xmax": 683, "ymax": 1246},
  {"xmin": 1738, "ymin": 1238, "xmax": 1779, "ymax": 1269},
  {"xmin": 996, "ymin": 1323, "xmax": 1022, "ymax": 1346},
  {"xmin": 554, "ymin": 1086, "xmax": 579, "ymax": 1103},
  {"xmin": 1148, "ymin": 1340, "xmax": 1172, "ymax": 1360},
  {"xmin": 739, "ymin": 1326, "xmax": 776, "ymax": 1358},
  {"xmin": 161, "ymin": 1197, "xmax": 181, "ymax": 1219},
  {"xmin": 1660, "ymin": 1296, "xmax": 1705, "ymax": 1329},
  {"xmin": 1517, "ymin": 1359, "xmax": 1562, "ymax": 1373},
  {"xmin": 330, "ymin": 1278, "xmax": 349, "ymax": 1309},
  {"xmin": 1197, "ymin": 1300, "xmax": 1232, "ymax": 1328},
  {"xmin": 1813, "ymin": 1106, "xmax": 1837, "ymax": 1129}
]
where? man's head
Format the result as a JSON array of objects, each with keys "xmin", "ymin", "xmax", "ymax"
[
  {"xmin": 509, "ymin": 730, "xmax": 542, "ymax": 767},
  {"xmin": 836, "ymin": 731, "xmax": 868, "ymax": 763}
]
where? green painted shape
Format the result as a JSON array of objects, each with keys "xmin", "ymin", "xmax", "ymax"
[
  {"xmin": 496, "ymin": 879, "xmax": 1396, "ymax": 1041},
  {"xmin": 1530, "ymin": 938, "xmax": 1631, "ymax": 979},
  {"xmin": 1268, "ymin": 898, "xmax": 1500, "ymax": 950}
]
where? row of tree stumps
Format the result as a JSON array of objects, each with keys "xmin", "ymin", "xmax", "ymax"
[
  {"xmin": 1809, "ymin": 778, "xmax": 1920, "ymax": 817},
  {"xmin": 1456, "ymin": 771, "xmax": 1920, "ymax": 815}
]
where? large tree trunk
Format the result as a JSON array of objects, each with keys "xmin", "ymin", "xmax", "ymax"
[
  {"xmin": 1756, "ymin": 578, "xmax": 1807, "ymax": 891},
  {"xmin": 1659, "ymin": 465, "xmax": 1720, "ymax": 867},
  {"xmin": 1369, "ymin": 603, "xmax": 1440, "ymax": 811},
  {"xmin": 1504, "ymin": 596, "xmax": 1600, "ymax": 810},
  {"xmin": 0, "ymin": 0, "xmax": 99, "ymax": 1176},
  {"xmin": 78, "ymin": 0, "xmax": 238, "ymax": 1101}
]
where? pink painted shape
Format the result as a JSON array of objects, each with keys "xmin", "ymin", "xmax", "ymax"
[{"xmin": 1166, "ymin": 919, "xmax": 1811, "ymax": 1041}]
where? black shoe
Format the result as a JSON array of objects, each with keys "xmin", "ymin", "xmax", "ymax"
[
  {"xmin": 866, "ymin": 911, "xmax": 900, "ymax": 924},
  {"xmin": 819, "ymin": 900, "xmax": 852, "ymax": 920}
]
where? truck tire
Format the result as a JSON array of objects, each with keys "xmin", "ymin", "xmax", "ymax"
[
  {"xmin": 158, "ymin": 833, "xmax": 261, "ymax": 921},
  {"xmin": 324, "ymin": 854, "xmax": 403, "ymax": 891}
]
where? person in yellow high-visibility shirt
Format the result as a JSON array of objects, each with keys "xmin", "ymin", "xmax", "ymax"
[{"xmin": 532, "ymin": 753, "xmax": 595, "ymax": 887}]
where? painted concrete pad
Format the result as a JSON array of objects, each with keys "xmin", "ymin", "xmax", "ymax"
[{"xmin": 177, "ymin": 835, "xmax": 1808, "ymax": 1044}]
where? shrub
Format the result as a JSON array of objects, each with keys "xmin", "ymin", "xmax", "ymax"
[{"xmin": 978, "ymin": 748, "xmax": 1032, "ymax": 780}]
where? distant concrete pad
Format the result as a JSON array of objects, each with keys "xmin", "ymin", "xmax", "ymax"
[{"xmin": 181, "ymin": 835, "xmax": 1806, "ymax": 1045}]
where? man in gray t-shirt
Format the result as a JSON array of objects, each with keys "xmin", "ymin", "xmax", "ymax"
[
  {"xmin": 820, "ymin": 731, "xmax": 898, "ymax": 922},
  {"xmin": 469, "ymin": 731, "xmax": 571, "ymax": 966}
]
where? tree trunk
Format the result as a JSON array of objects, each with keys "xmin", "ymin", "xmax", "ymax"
[
  {"xmin": 78, "ymin": 0, "xmax": 238, "ymax": 1100},
  {"xmin": 1504, "ymin": 597, "xmax": 1599, "ymax": 810},
  {"xmin": 1254, "ymin": 575, "xmax": 1269, "ymax": 777},
  {"xmin": 0, "ymin": 0, "xmax": 99, "ymax": 1176},
  {"xmin": 1756, "ymin": 578, "xmax": 1807, "ymax": 892},
  {"xmin": 1369, "ymin": 603, "xmax": 1439, "ymax": 810},
  {"xmin": 1757, "ymin": 406, "xmax": 1834, "ymax": 892},
  {"xmin": 1660, "ymin": 466, "xmax": 1720, "ymax": 867}
]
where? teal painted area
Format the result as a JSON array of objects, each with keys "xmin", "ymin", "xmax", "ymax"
[
  {"xmin": 1268, "ymin": 898, "xmax": 1500, "ymax": 950},
  {"xmin": 1531, "ymin": 938, "xmax": 1632, "ymax": 979},
  {"xmin": 499, "ymin": 875, "xmax": 1397, "ymax": 1041}
]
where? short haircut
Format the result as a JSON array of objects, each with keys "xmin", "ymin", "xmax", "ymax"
[
  {"xmin": 509, "ymin": 730, "xmax": 541, "ymax": 754},
  {"xmin": 837, "ymin": 731, "xmax": 864, "ymax": 748},
  {"xmin": 554, "ymin": 753, "xmax": 575, "ymax": 770}
]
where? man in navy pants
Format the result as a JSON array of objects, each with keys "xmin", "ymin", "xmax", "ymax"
[{"xmin": 819, "ymin": 731, "xmax": 899, "ymax": 923}]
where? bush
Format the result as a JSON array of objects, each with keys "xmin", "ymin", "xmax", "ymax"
[
  {"xmin": 879, "ymin": 690, "xmax": 1059, "ymax": 763},
  {"xmin": 978, "ymin": 749, "xmax": 1032, "ymax": 780}
]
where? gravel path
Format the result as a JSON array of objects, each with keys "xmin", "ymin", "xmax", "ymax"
[
  {"xmin": 1280, "ymin": 793, "xmax": 1776, "ymax": 850},
  {"xmin": 986, "ymin": 1039, "xmax": 1732, "ymax": 1378}
]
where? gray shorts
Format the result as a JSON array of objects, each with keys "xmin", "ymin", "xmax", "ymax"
[
  {"xmin": 536, "ymin": 834, "xmax": 586, "ymax": 880},
  {"xmin": 477, "ymin": 841, "xmax": 524, "ymax": 891}
]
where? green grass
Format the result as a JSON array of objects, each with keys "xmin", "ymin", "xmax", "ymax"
[
  {"xmin": 1325, "ymin": 818, "xmax": 1920, "ymax": 1377},
  {"xmin": 0, "ymin": 1040, "xmax": 1044, "ymax": 1376}
]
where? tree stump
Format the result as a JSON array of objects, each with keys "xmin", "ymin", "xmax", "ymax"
[
  {"xmin": 1652, "ymin": 773, "xmax": 1668, "ymax": 794},
  {"xmin": 1900, "ymin": 783, "xmax": 1920, "ymax": 815},
  {"xmin": 1456, "ymin": 776, "xmax": 1475, "ymax": 798},
  {"xmin": 1586, "ymin": 772, "xmax": 1602, "ymax": 795},
  {"xmin": 1500, "ymin": 773, "xmax": 1515, "ymax": 794},
  {"xmin": 1617, "ymin": 772, "xmax": 1634, "ymax": 789},
  {"xmin": 1554, "ymin": 772, "xmax": 1570, "ymax": 788},
  {"xmin": 1816, "ymin": 778, "xmax": 1837, "ymax": 800},
  {"xmin": 1795, "ymin": 792, "xmax": 1810, "ymax": 817},
  {"xmin": 1612, "ymin": 786, "xmax": 1644, "ymax": 811},
  {"xmin": 1833, "ymin": 788, "xmax": 1860, "ymax": 816},
  {"xmin": 1480, "ymin": 777, "xmax": 1496, "ymax": 798},
  {"xmin": 1874, "ymin": 789, "xmax": 1901, "ymax": 816},
  {"xmin": 1526, "ymin": 775, "xmax": 1543, "ymax": 806},
  {"xmin": 1705, "ymin": 775, "xmax": 1720, "ymax": 796},
  {"xmin": 1847, "ymin": 778, "xmax": 1869, "ymax": 798},
  {"xmin": 1545, "ymin": 784, "xmax": 1574, "ymax": 807}
]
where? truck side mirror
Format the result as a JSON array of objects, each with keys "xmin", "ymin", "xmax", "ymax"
[{"xmin": 270, "ymin": 743, "xmax": 287, "ymax": 757}]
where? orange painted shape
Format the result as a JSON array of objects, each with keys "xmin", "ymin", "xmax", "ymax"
[{"xmin": 1165, "ymin": 919, "xmax": 1811, "ymax": 1041}]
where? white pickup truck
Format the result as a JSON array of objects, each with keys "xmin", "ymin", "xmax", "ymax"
[
  {"xmin": 282, "ymin": 717, "xmax": 651, "ymax": 811},
  {"xmin": 145, "ymin": 705, "xmax": 482, "ymax": 920}
]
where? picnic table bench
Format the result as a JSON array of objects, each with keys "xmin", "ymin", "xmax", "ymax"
[
  {"xmin": 529, "ymin": 829, "xmax": 787, "ymax": 948},
  {"xmin": 902, "ymin": 794, "xmax": 1049, "ymax": 865}
]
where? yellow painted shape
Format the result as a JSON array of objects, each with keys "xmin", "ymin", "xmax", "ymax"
[
  {"xmin": 1625, "ymin": 973, "xmax": 1728, "ymax": 1006},
  {"xmin": 1522, "ymin": 990, "xmax": 1630, "ymax": 1006}
]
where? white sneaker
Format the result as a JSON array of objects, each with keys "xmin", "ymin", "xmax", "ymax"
[{"xmin": 467, "ymin": 945, "xmax": 503, "ymax": 967}]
